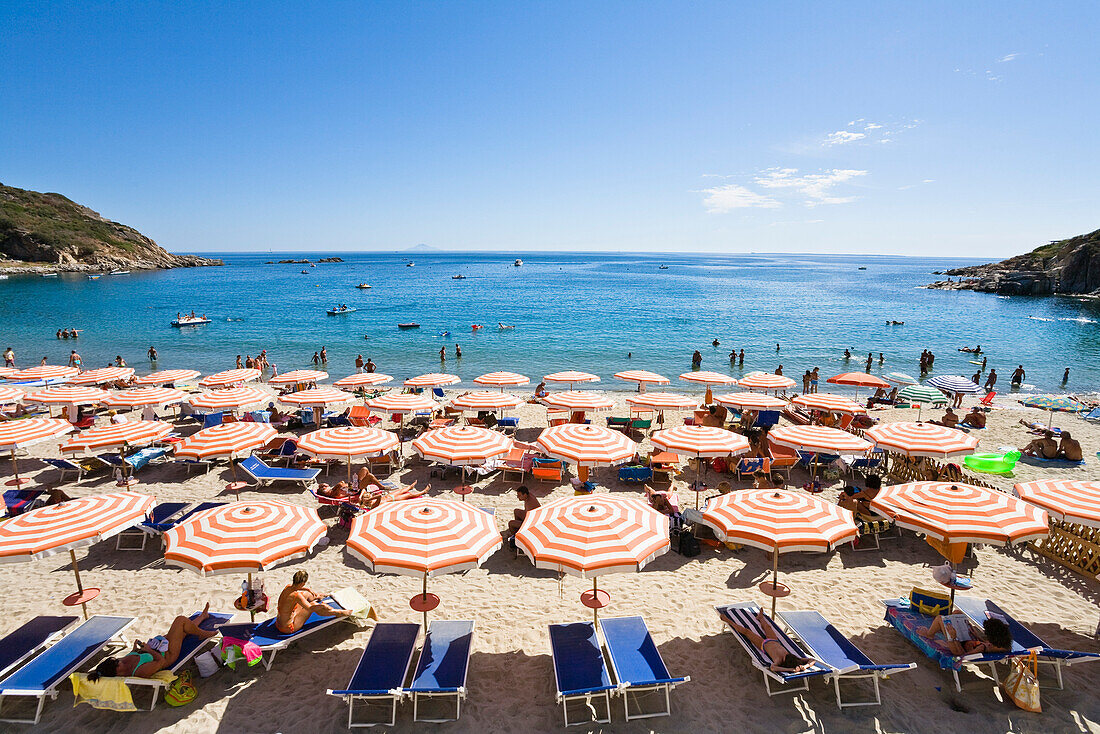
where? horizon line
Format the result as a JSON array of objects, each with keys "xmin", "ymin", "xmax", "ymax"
[{"xmin": 173, "ymin": 248, "xmax": 988, "ymax": 261}]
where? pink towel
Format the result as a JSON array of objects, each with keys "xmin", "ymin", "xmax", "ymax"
[{"xmin": 220, "ymin": 636, "xmax": 262, "ymax": 669}]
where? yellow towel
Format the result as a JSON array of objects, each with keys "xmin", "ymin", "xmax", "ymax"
[
  {"xmin": 332, "ymin": 587, "xmax": 378, "ymax": 627},
  {"xmin": 70, "ymin": 670, "xmax": 176, "ymax": 712}
]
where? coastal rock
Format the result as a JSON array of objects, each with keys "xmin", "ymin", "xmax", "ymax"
[
  {"xmin": 0, "ymin": 182, "xmax": 222, "ymax": 273},
  {"xmin": 927, "ymin": 228, "xmax": 1100, "ymax": 296},
  {"xmin": 317, "ymin": 257, "xmax": 343, "ymax": 263}
]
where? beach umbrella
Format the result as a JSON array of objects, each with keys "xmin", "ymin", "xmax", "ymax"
[
  {"xmin": 650, "ymin": 425, "xmax": 751, "ymax": 507},
  {"xmin": 24, "ymin": 385, "xmax": 108, "ymax": 412},
  {"xmin": 767, "ymin": 425, "xmax": 873, "ymax": 455},
  {"xmin": 0, "ymin": 386, "xmax": 25, "ymax": 404},
  {"xmin": 60, "ymin": 420, "xmax": 172, "ymax": 455},
  {"xmin": 714, "ymin": 392, "xmax": 787, "ymax": 411},
  {"xmin": 103, "ymin": 387, "xmax": 187, "ymax": 410},
  {"xmin": 924, "ymin": 375, "xmax": 981, "ymax": 394},
  {"xmin": 897, "ymin": 384, "xmax": 944, "ymax": 419},
  {"xmin": 0, "ymin": 491, "xmax": 155, "ymax": 617},
  {"xmin": 411, "ymin": 426, "xmax": 513, "ymax": 498},
  {"xmin": 134, "ymin": 369, "xmax": 202, "ymax": 386},
  {"xmin": 679, "ymin": 371, "xmax": 738, "ymax": 386},
  {"xmin": 625, "ymin": 392, "xmax": 696, "ymax": 411},
  {"xmin": 69, "ymin": 367, "xmax": 135, "ymax": 386},
  {"xmin": 536, "ymin": 424, "xmax": 637, "ymax": 484},
  {"xmin": 826, "ymin": 372, "xmax": 889, "ymax": 399},
  {"xmin": 449, "ymin": 391, "xmax": 524, "ymax": 412},
  {"xmin": 473, "ymin": 371, "xmax": 530, "ymax": 391},
  {"xmin": 863, "ymin": 421, "xmax": 978, "ymax": 459},
  {"xmin": 885, "ymin": 372, "xmax": 918, "ymax": 385},
  {"xmin": 333, "ymin": 372, "xmax": 394, "ymax": 389},
  {"xmin": 280, "ymin": 387, "xmax": 355, "ymax": 409},
  {"xmin": 173, "ymin": 423, "xmax": 277, "ymax": 480},
  {"xmin": 1012, "ymin": 480, "xmax": 1100, "ymax": 528},
  {"xmin": 0, "ymin": 367, "xmax": 19, "ymax": 379},
  {"xmin": 346, "ymin": 497, "xmax": 502, "ymax": 626},
  {"xmin": 188, "ymin": 387, "xmax": 269, "ymax": 411},
  {"xmin": 698, "ymin": 490, "xmax": 857, "ymax": 615},
  {"xmin": 199, "ymin": 368, "xmax": 262, "ymax": 388},
  {"xmin": 268, "ymin": 369, "xmax": 328, "ymax": 385},
  {"xmin": 541, "ymin": 391, "xmax": 615, "ymax": 412},
  {"xmin": 543, "ymin": 371, "xmax": 600, "ymax": 390},
  {"xmin": 790, "ymin": 393, "xmax": 868, "ymax": 416},
  {"xmin": 614, "ymin": 370, "xmax": 670, "ymax": 393},
  {"xmin": 9, "ymin": 365, "xmax": 80, "ymax": 382},
  {"xmin": 0, "ymin": 418, "xmax": 74, "ymax": 486},
  {"xmin": 736, "ymin": 373, "xmax": 797, "ymax": 393},
  {"xmin": 404, "ymin": 373, "xmax": 461, "ymax": 388},
  {"xmin": 365, "ymin": 393, "xmax": 436, "ymax": 415},
  {"xmin": 1020, "ymin": 395, "xmax": 1086, "ymax": 428},
  {"xmin": 515, "ymin": 494, "xmax": 669, "ymax": 625},
  {"xmin": 296, "ymin": 426, "xmax": 399, "ymax": 483}
]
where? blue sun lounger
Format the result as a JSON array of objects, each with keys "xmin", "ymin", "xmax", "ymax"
[
  {"xmin": 952, "ymin": 596, "xmax": 1100, "ymax": 689},
  {"xmin": 238, "ymin": 456, "xmax": 320, "ymax": 487},
  {"xmin": 598, "ymin": 616, "xmax": 688, "ymax": 721},
  {"xmin": 218, "ymin": 597, "xmax": 349, "ymax": 671},
  {"xmin": 777, "ymin": 610, "xmax": 915, "ymax": 708},
  {"xmin": 1, "ymin": 489, "xmax": 46, "ymax": 517},
  {"xmin": 0, "ymin": 615, "xmax": 134, "ymax": 725},
  {"xmin": 715, "ymin": 603, "xmax": 831, "ymax": 696},
  {"xmin": 0, "ymin": 617, "xmax": 79, "ymax": 681},
  {"xmin": 124, "ymin": 610, "xmax": 233, "ymax": 709},
  {"xmin": 327, "ymin": 622, "xmax": 420, "ymax": 728},
  {"xmin": 115, "ymin": 501, "xmax": 189, "ymax": 550},
  {"xmin": 549, "ymin": 622, "xmax": 616, "ymax": 727},
  {"xmin": 408, "ymin": 620, "xmax": 475, "ymax": 723}
]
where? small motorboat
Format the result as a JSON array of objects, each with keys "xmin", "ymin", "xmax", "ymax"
[
  {"xmin": 471, "ymin": 324, "xmax": 483, "ymax": 330},
  {"xmin": 452, "ymin": 274, "xmax": 466, "ymax": 280},
  {"xmin": 111, "ymin": 270, "xmax": 131, "ymax": 275},
  {"xmin": 0, "ymin": 275, "xmax": 7, "ymax": 280},
  {"xmin": 171, "ymin": 316, "xmax": 212, "ymax": 327},
  {"xmin": 514, "ymin": 259, "xmax": 523, "ymax": 267},
  {"xmin": 87, "ymin": 274, "xmax": 101, "ymax": 280},
  {"xmin": 355, "ymin": 283, "xmax": 372, "ymax": 289},
  {"xmin": 658, "ymin": 265, "xmax": 669, "ymax": 270},
  {"xmin": 439, "ymin": 331, "xmax": 450, "ymax": 337},
  {"xmin": 398, "ymin": 322, "xmax": 420, "ymax": 329},
  {"xmin": 406, "ymin": 262, "xmax": 415, "ymax": 267},
  {"xmin": 498, "ymin": 323, "xmax": 515, "ymax": 330},
  {"xmin": 40, "ymin": 273, "xmax": 58, "ymax": 278},
  {"xmin": 857, "ymin": 266, "xmax": 867, "ymax": 270},
  {"xmin": 327, "ymin": 306, "xmax": 357, "ymax": 315},
  {"xmin": 301, "ymin": 269, "xmax": 310, "ymax": 274}
]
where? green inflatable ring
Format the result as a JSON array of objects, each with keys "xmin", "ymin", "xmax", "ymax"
[{"xmin": 963, "ymin": 451, "xmax": 1021, "ymax": 475}]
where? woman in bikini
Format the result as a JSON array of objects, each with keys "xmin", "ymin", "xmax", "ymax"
[
  {"xmin": 723, "ymin": 608, "xmax": 815, "ymax": 672},
  {"xmin": 88, "ymin": 604, "xmax": 220, "ymax": 681}
]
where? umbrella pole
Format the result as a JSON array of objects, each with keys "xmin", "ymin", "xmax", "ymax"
[
  {"xmin": 422, "ymin": 575, "xmax": 429, "ymax": 629},
  {"xmin": 593, "ymin": 578, "xmax": 599, "ymax": 629},
  {"xmin": 248, "ymin": 572, "xmax": 256, "ymax": 622},
  {"xmin": 10, "ymin": 449, "xmax": 20, "ymax": 484},
  {"xmin": 69, "ymin": 550, "xmax": 89, "ymax": 620},
  {"xmin": 770, "ymin": 548, "xmax": 780, "ymax": 618}
]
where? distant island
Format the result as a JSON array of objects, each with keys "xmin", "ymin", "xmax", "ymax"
[
  {"xmin": 0, "ymin": 182, "xmax": 222, "ymax": 273},
  {"xmin": 927, "ymin": 227, "xmax": 1100, "ymax": 296}
]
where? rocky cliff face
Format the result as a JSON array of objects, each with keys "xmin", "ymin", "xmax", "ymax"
[
  {"xmin": 0, "ymin": 182, "xmax": 221, "ymax": 272},
  {"xmin": 926, "ymin": 228, "xmax": 1100, "ymax": 296}
]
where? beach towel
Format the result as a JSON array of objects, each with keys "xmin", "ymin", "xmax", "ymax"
[
  {"xmin": 221, "ymin": 637, "xmax": 262, "ymax": 669},
  {"xmin": 69, "ymin": 670, "xmax": 176, "ymax": 712},
  {"xmin": 332, "ymin": 587, "xmax": 377, "ymax": 627}
]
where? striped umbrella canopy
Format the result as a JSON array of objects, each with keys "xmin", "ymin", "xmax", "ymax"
[
  {"xmin": 24, "ymin": 385, "xmax": 108, "ymax": 407},
  {"xmin": 9, "ymin": 365, "xmax": 79, "ymax": 381},
  {"xmin": 0, "ymin": 491, "xmax": 155, "ymax": 617},
  {"xmin": 614, "ymin": 370, "xmax": 671, "ymax": 386},
  {"xmin": 790, "ymin": 393, "xmax": 868, "ymax": 415},
  {"xmin": 768, "ymin": 425, "xmax": 873, "ymax": 455},
  {"xmin": 188, "ymin": 387, "xmax": 269, "ymax": 411},
  {"xmin": 541, "ymin": 391, "xmax": 615, "ymax": 412},
  {"xmin": 0, "ymin": 367, "xmax": 19, "ymax": 378},
  {"xmin": 69, "ymin": 367, "xmax": 135, "ymax": 385},
  {"xmin": 650, "ymin": 425, "xmax": 750, "ymax": 459},
  {"xmin": 1013, "ymin": 480, "xmax": 1100, "ymax": 528},
  {"xmin": 163, "ymin": 500, "xmax": 325, "ymax": 576},
  {"xmin": 173, "ymin": 422, "xmax": 277, "ymax": 460},
  {"xmin": 296, "ymin": 426, "xmax": 399, "ymax": 483},
  {"xmin": 924, "ymin": 375, "xmax": 981, "ymax": 394},
  {"xmin": 333, "ymin": 372, "xmax": 394, "ymax": 388},
  {"xmin": 60, "ymin": 421, "xmax": 173, "ymax": 454},
  {"xmin": 625, "ymin": 392, "xmax": 696, "ymax": 411},
  {"xmin": 449, "ymin": 391, "xmax": 524, "ymax": 411},
  {"xmin": 134, "ymin": 369, "xmax": 202, "ymax": 386},
  {"xmin": 268, "ymin": 369, "xmax": 328, "ymax": 385},
  {"xmin": 543, "ymin": 371, "xmax": 600, "ymax": 389},
  {"xmin": 473, "ymin": 371, "xmax": 530, "ymax": 389},
  {"xmin": 536, "ymin": 424, "xmax": 637, "ymax": 468},
  {"xmin": 103, "ymin": 387, "xmax": 187, "ymax": 409},
  {"xmin": 365, "ymin": 393, "xmax": 436, "ymax": 415},
  {"xmin": 827, "ymin": 372, "xmax": 890, "ymax": 389},
  {"xmin": 737, "ymin": 373, "xmax": 797, "ymax": 392},
  {"xmin": 404, "ymin": 373, "xmax": 461, "ymax": 388},
  {"xmin": 679, "ymin": 371, "xmax": 738, "ymax": 386},
  {"xmin": 885, "ymin": 372, "xmax": 918, "ymax": 385},
  {"xmin": 863, "ymin": 421, "xmax": 978, "ymax": 459},
  {"xmin": 698, "ymin": 489, "xmax": 858, "ymax": 614},
  {"xmin": 280, "ymin": 387, "xmax": 355, "ymax": 408},
  {"xmin": 412, "ymin": 426, "xmax": 513, "ymax": 466},
  {"xmin": 0, "ymin": 417, "xmax": 75, "ymax": 486},
  {"xmin": 199, "ymin": 368, "xmax": 262, "ymax": 388},
  {"xmin": 898, "ymin": 384, "xmax": 944, "ymax": 404},
  {"xmin": 0, "ymin": 386, "xmax": 25, "ymax": 403},
  {"xmin": 714, "ymin": 392, "xmax": 787, "ymax": 411}
]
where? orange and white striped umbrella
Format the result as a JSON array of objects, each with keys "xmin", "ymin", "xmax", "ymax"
[
  {"xmin": 450, "ymin": 391, "xmax": 524, "ymax": 411},
  {"xmin": 0, "ymin": 418, "xmax": 74, "ymax": 452},
  {"xmin": 9, "ymin": 365, "xmax": 79, "ymax": 381},
  {"xmin": 280, "ymin": 387, "xmax": 354, "ymax": 408},
  {"xmin": 1013, "ymin": 480, "xmax": 1100, "ymax": 528},
  {"xmin": 700, "ymin": 489, "xmax": 859, "ymax": 553},
  {"xmin": 650, "ymin": 425, "xmax": 750, "ymax": 458},
  {"xmin": 188, "ymin": 387, "xmax": 269, "ymax": 411},
  {"xmin": 297, "ymin": 426, "xmax": 398, "ymax": 461},
  {"xmin": 173, "ymin": 422, "xmax": 277, "ymax": 460},
  {"xmin": 536, "ymin": 424, "xmax": 637, "ymax": 467},
  {"xmin": 679, "ymin": 371, "xmax": 738, "ymax": 386},
  {"xmin": 103, "ymin": 387, "xmax": 187, "ymax": 409},
  {"xmin": 827, "ymin": 372, "xmax": 891, "ymax": 389},
  {"xmin": 790, "ymin": 393, "xmax": 868, "ymax": 415},
  {"xmin": 0, "ymin": 386, "xmax": 24, "ymax": 403},
  {"xmin": 163, "ymin": 500, "xmax": 326, "ymax": 576},
  {"xmin": 736, "ymin": 373, "xmax": 797, "ymax": 392},
  {"xmin": 24, "ymin": 385, "xmax": 108, "ymax": 407},
  {"xmin": 870, "ymin": 482, "xmax": 1049, "ymax": 546},
  {"xmin": 199, "ymin": 368, "xmax": 261, "ymax": 388},
  {"xmin": 365, "ymin": 393, "xmax": 436, "ymax": 415},
  {"xmin": 69, "ymin": 367, "xmax": 135, "ymax": 385},
  {"xmin": 863, "ymin": 421, "xmax": 978, "ymax": 459},
  {"xmin": 768, "ymin": 425, "xmax": 872, "ymax": 454},
  {"xmin": 346, "ymin": 498, "xmax": 501, "ymax": 576},
  {"xmin": 134, "ymin": 369, "xmax": 201, "ymax": 386},
  {"xmin": 541, "ymin": 391, "xmax": 614, "ymax": 412},
  {"xmin": 412, "ymin": 426, "xmax": 513, "ymax": 466},
  {"xmin": 0, "ymin": 491, "xmax": 156, "ymax": 560},
  {"xmin": 268, "ymin": 369, "xmax": 328, "ymax": 385},
  {"xmin": 714, "ymin": 392, "xmax": 787, "ymax": 411},
  {"xmin": 0, "ymin": 367, "xmax": 19, "ymax": 378},
  {"xmin": 334, "ymin": 372, "xmax": 394, "ymax": 388},
  {"xmin": 614, "ymin": 370, "xmax": 670, "ymax": 386},
  {"xmin": 515, "ymin": 495, "xmax": 669, "ymax": 577},
  {"xmin": 473, "ymin": 371, "xmax": 530, "ymax": 388},
  {"xmin": 543, "ymin": 371, "xmax": 600, "ymax": 388},
  {"xmin": 60, "ymin": 421, "xmax": 172, "ymax": 454},
  {"xmin": 404, "ymin": 373, "xmax": 461, "ymax": 388},
  {"xmin": 625, "ymin": 392, "xmax": 696, "ymax": 411}
]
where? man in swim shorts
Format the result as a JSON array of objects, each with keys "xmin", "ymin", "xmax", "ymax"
[
  {"xmin": 1058, "ymin": 431, "xmax": 1082, "ymax": 462},
  {"xmin": 1011, "ymin": 365, "xmax": 1025, "ymax": 386},
  {"xmin": 276, "ymin": 570, "xmax": 352, "ymax": 634},
  {"xmin": 1022, "ymin": 430, "xmax": 1058, "ymax": 459}
]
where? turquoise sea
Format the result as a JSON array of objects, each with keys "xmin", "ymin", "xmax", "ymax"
[{"xmin": 1, "ymin": 252, "xmax": 1098, "ymax": 394}]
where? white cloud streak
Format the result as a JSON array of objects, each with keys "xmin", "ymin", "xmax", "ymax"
[
  {"xmin": 754, "ymin": 168, "xmax": 868, "ymax": 205},
  {"xmin": 699, "ymin": 184, "xmax": 781, "ymax": 212}
]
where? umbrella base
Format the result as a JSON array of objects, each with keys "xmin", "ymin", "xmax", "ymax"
[{"xmin": 5, "ymin": 477, "xmax": 31, "ymax": 487}]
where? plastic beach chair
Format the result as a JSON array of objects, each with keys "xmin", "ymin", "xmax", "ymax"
[
  {"xmin": 777, "ymin": 609, "xmax": 915, "ymax": 707},
  {"xmin": 119, "ymin": 502, "xmax": 226, "ymax": 551},
  {"xmin": 122, "ymin": 610, "xmax": 232, "ymax": 709},
  {"xmin": 548, "ymin": 622, "xmax": 616, "ymax": 727},
  {"xmin": 115, "ymin": 501, "xmax": 189, "ymax": 550},
  {"xmin": 715, "ymin": 603, "xmax": 831, "ymax": 696},
  {"xmin": 327, "ymin": 622, "xmax": 420, "ymax": 728},
  {"xmin": 0, "ymin": 615, "xmax": 135, "ymax": 725},
  {"xmin": 599, "ymin": 616, "xmax": 688, "ymax": 721},
  {"xmin": 218, "ymin": 596, "xmax": 350, "ymax": 671},
  {"xmin": 0, "ymin": 616, "xmax": 78, "ymax": 681},
  {"xmin": 408, "ymin": 620, "xmax": 475, "ymax": 723},
  {"xmin": 1, "ymin": 489, "xmax": 46, "ymax": 517},
  {"xmin": 239, "ymin": 456, "xmax": 321, "ymax": 487}
]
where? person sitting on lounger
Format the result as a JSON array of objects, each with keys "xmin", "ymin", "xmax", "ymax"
[
  {"xmin": 1058, "ymin": 431, "xmax": 1082, "ymax": 461},
  {"xmin": 838, "ymin": 474, "xmax": 882, "ymax": 515},
  {"xmin": 353, "ymin": 466, "xmax": 383, "ymax": 492},
  {"xmin": 917, "ymin": 613, "xmax": 1012, "ymax": 656},
  {"xmin": 276, "ymin": 571, "xmax": 352, "ymax": 634},
  {"xmin": 931, "ymin": 407, "xmax": 958, "ymax": 429},
  {"xmin": 355, "ymin": 481, "xmax": 429, "ymax": 510},
  {"xmin": 723, "ymin": 608, "xmax": 816, "ymax": 673},
  {"xmin": 961, "ymin": 407, "xmax": 986, "ymax": 428},
  {"xmin": 317, "ymin": 481, "xmax": 354, "ymax": 499},
  {"xmin": 752, "ymin": 470, "xmax": 778, "ymax": 489},
  {"xmin": 507, "ymin": 485, "xmax": 540, "ymax": 535},
  {"xmin": 1022, "ymin": 430, "xmax": 1058, "ymax": 459},
  {"xmin": 88, "ymin": 604, "xmax": 221, "ymax": 680}
]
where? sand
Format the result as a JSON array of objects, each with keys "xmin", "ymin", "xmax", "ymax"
[{"xmin": 2, "ymin": 388, "xmax": 1099, "ymax": 733}]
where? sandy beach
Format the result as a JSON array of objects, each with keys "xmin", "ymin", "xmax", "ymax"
[{"xmin": 2, "ymin": 388, "xmax": 1099, "ymax": 734}]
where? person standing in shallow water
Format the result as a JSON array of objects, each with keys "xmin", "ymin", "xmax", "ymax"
[
  {"xmin": 439, "ymin": 346, "xmax": 447, "ymax": 361},
  {"xmin": 691, "ymin": 350, "xmax": 702, "ymax": 367},
  {"xmin": 739, "ymin": 349, "xmax": 744, "ymax": 366},
  {"xmin": 1063, "ymin": 367, "xmax": 1070, "ymax": 384}
]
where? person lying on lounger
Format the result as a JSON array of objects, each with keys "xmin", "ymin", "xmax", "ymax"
[
  {"xmin": 917, "ymin": 613, "xmax": 1011, "ymax": 656},
  {"xmin": 838, "ymin": 475, "xmax": 881, "ymax": 516},
  {"xmin": 276, "ymin": 570, "xmax": 352, "ymax": 634},
  {"xmin": 317, "ymin": 481, "xmax": 354, "ymax": 499},
  {"xmin": 723, "ymin": 608, "xmax": 815, "ymax": 672},
  {"xmin": 88, "ymin": 604, "xmax": 221, "ymax": 680},
  {"xmin": 354, "ymin": 481, "xmax": 429, "ymax": 510}
]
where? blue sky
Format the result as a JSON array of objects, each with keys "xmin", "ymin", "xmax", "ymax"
[{"xmin": 1, "ymin": 2, "xmax": 1096, "ymax": 257}]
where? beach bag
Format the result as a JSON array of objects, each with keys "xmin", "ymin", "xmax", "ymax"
[
  {"xmin": 1004, "ymin": 651, "xmax": 1041, "ymax": 712},
  {"xmin": 909, "ymin": 587, "xmax": 951, "ymax": 616},
  {"xmin": 165, "ymin": 670, "xmax": 197, "ymax": 707},
  {"xmin": 194, "ymin": 650, "xmax": 221, "ymax": 678},
  {"xmin": 671, "ymin": 528, "xmax": 700, "ymax": 557}
]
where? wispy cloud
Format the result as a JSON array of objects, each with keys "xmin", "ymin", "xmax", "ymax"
[
  {"xmin": 821, "ymin": 120, "xmax": 917, "ymax": 148},
  {"xmin": 997, "ymin": 53, "xmax": 1019, "ymax": 63},
  {"xmin": 755, "ymin": 167, "xmax": 868, "ymax": 206},
  {"xmin": 699, "ymin": 184, "xmax": 781, "ymax": 212},
  {"xmin": 824, "ymin": 130, "xmax": 865, "ymax": 146}
]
